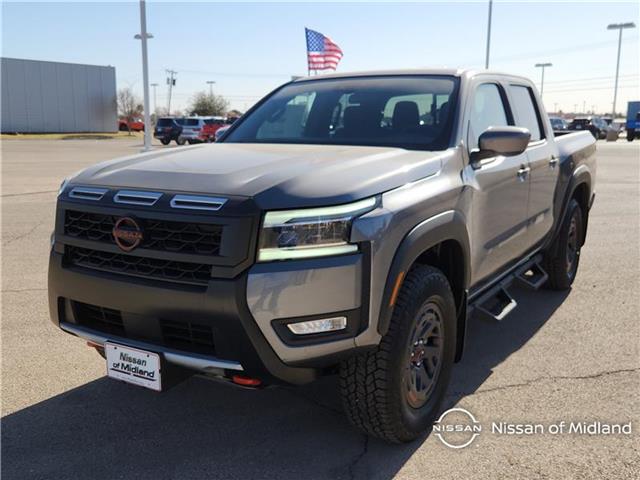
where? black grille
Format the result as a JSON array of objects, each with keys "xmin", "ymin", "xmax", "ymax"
[
  {"xmin": 64, "ymin": 210, "xmax": 223, "ymax": 256},
  {"xmin": 71, "ymin": 301, "xmax": 216, "ymax": 355},
  {"xmin": 66, "ymin": 246, "xmax": 212, "ymax": 285},
  {"xmin": 73, "ymin": 301, "xmax": 125, "ymax": 336},
  {"xmin": 160, "ymin": 320, "xmax": 216, "ymax": 355}
]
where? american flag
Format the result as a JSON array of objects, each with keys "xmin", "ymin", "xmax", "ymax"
[{"xmin": 305, "ymin": 28, "xmax": 343, "ymax": 71}]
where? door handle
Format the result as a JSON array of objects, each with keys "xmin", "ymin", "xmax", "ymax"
[
  {"xmin": 549, "ymin": 157, "xmax": 559, "ymax": 168},
  {"xmin": 517, "ymin": 166, "xmax": 530, "ymax": 181}
]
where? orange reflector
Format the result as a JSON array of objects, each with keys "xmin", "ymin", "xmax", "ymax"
[
  {"xmin": 232, "ymin": 375, "xmax": 262, "ymax": 387},
  {"xmin": 389, "ymin": 271, "xmax": 405, "ymax": 307},
  {"xmin": 86, "ymin": 340, "xmax": 102, "ymax": 349}
]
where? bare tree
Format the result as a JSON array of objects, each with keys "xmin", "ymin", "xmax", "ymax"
[
  {"xmin": 189, "ymin": 91, "xmax": 229, "ymax": 117},
  {"xmin": 117, "ymin": 87, "xmax": 143, "ymax": 135}
]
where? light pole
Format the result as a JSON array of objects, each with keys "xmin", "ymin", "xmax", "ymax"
[
  {"xmin": 134, "ymin": 0, "xmax": 153, "ymax": 152},
  {"xmin": 534, "ymin": 62, "xmax": 552, "ymax": 98},
  {"xmin": 206, "ymin": 80, "xmax": 216, "ymax": 96},
  {"xmin": 150, "ymin": 82, "xmax": 158, "ymax": 115},
  {"xmin": 484, "ymin": 0, "xmax": 493, "ymax": 69},
  {"xmin": 607, "ymin": 22, "xmax": 635, "ymax": 117},
  {"xmin": 166, "ymin": 69, "xmax": 177, "ymax": 114}
]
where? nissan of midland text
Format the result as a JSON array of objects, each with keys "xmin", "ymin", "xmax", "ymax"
[{"xmin": 49, "ymin": 69, "xmax": 596, "ymax": 442}]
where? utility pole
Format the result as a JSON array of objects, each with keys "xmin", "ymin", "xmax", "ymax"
[
  {"xmin": 150, "ymin": 83, "xmax": 158, "ymax": 115},
  {"xmin": 534, "ymin": 62, "xmax": 552, "ymax": 98},
  {"xmin": 583, "ymin": 100, "xmax": 586, "ymax": 113},
  {"xmin": 484, "ymin": 0, "xmax": 493, "ymax": 69},
  {"xmin": 134, "ymin": 0, "xmax": 153, "ymax": 152},
  {"xmin": 554, "ymin": 102, "xmax": 558, "ymax": 113},
  {"xmin": 206, "ymin": 80, "xmax": 216, "ymax": 96},
  {"xmin": 607, "ymin": 22, "xmax": 635, "ymax": 117},
  {"xmin": 166, "ymin": 69, "xmax": 177, "ymax": 114}
]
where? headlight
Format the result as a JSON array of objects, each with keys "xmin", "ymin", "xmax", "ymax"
[{"xmin": 257, "ymin": 197, "xmax": 377, "ymax": 262}]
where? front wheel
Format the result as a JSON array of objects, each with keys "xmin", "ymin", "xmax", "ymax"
[
  {"xmin": 627, "ymin": 130, "xmax": 635, "ymax": 142},
  {"xmin": 544, "ymin": 198, "xmax": 584, "ymax": 290},
  {"xmin": 340, "ymin": 265, "xmax": 456, "ymax": 443},
  {"xmin": 160, "ymin": 138, "xmax": 170, "ymax": 145}
]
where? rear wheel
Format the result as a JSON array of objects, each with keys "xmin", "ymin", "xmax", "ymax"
[
  {"xmin": 339, "ymin": 265, "xmax": 456, "ymax": 443},
  {"xmin": 544, "ymin": 198, "xmax": 584, "ymax": 290},
  {"xmin": 176, "ymin": 138, "xmax": 186, "ymax": 146}
]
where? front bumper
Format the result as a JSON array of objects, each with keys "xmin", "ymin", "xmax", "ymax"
[{"xmin": 49, "ymin": 248, "xmax": 367, "ymax": 385}]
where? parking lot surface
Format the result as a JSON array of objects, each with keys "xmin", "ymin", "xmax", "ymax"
[{"xmin": 1, "ymin": 139, "xmax": 638, "ymax": 479}]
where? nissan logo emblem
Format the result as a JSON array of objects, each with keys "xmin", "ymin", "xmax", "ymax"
[{"xmin": 112, "ymin": 217, "xmax": 144, "ymax": 252}]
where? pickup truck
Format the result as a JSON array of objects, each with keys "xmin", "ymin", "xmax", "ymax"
[{"xmin": 49, "ymin": 69, "xmax": 596, "ymax": 443}]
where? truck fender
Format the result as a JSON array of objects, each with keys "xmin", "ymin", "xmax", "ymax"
[
  {"xmin": 548, "ymin": 164, "xmax": 592, "ymax": 254},
  {"xmin": 377, "ymin": 210, "xmax": 471, "ymax": 360}
]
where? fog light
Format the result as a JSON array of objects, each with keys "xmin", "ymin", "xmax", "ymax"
[{"xmin": 287, "ymin": 317, "xmax": 347, "ymax": 335}]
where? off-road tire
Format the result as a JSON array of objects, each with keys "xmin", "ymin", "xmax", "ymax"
[
  {"xmin": 339, "ymin": 265, "xmax": 457, "ymax": 443},
  {"xmin": 544, "ymin": 198, "xmax": 584, "ymax": 290}
]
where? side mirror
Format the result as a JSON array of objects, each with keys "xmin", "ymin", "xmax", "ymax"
[{"xmin": 471, "ymin": 126, "xmax": 531, "ymax": 165}]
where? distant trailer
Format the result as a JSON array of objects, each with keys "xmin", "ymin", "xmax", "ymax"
[{"xmin": 1, "ymin": 57, "xmax": 117, "ymax": 133}]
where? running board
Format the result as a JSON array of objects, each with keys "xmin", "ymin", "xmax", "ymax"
[
  {"xmin": 474, "ymin": 286, "xmax": 518, "ymax": 322},
  {"xmin": 514, "ymin": 260, "xmax": 549, "ymax": 290}
]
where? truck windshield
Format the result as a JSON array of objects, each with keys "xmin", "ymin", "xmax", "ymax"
[{"xmin": 224, "ymin": 75, "xmax": 459, "ymax": 150}]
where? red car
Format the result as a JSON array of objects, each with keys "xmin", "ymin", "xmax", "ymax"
[
  {"xmin": 199, "ymin": 117, "xmax": 226, "ymax": 142},
  {"xmin": 118, "ymin": 118, "xmax": 145, "ymax": 132}
]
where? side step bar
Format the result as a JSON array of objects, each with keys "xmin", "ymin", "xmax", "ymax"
[
  {"xmin": 470, "ymin": 254, "xmax": 548, "ymax": 322},
  {"xmin": 474, "ymin": 285, "xmax": 517, "ymax": 322},
  {"xmin": 514, "ymin": 260, "xmax": 549, "ymax": 290}
]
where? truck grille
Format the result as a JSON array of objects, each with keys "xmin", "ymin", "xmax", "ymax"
[
  {"xmin": 73, "ymin": 301, "xmax": 125, "ymax": 336},
  {"xmin": 64, "ymin": 210, "xmax": 223, "ymax": 256},
  {"xmin": 65, "ymin": 246, "xmax": 212, "ymax": 286},
  {"xmin": 71, "ymin": 301, "xmax": 216, "ymax": 355},
  {"xmin": 160, "ymin": 320, "xmax": 216, "ymax": 354}
]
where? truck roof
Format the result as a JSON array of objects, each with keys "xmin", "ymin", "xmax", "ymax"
[{"xmin": 292, "ymin": 68, "xmax": 532, "ymax": 84}]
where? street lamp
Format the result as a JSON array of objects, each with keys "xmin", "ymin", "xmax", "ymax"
[
  {"xmin": 485, "ymin": 0, "xmax": 493, "ymax": 69},
  {"xmin": 534, "ymin": 62, "xmax": 552, "ymax": 98},
  {"xmin": 134, "ymin": 0, "xmax": 153, "ymax": 152},
  {"xmin": 206, "ymin": 80, "xmax": 216, "ymax": 96},
  {"xmin": 607, "ymin": 22, "xmax": 635, "ymax": 117}
]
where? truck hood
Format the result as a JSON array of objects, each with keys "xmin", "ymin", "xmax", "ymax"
[{"xmin": 72, "ymin": 143, "xmax": 449, "ymax": 209}]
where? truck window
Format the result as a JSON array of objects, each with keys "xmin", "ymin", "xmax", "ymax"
[
  {"xmin": 224, "ymin": 76, "xmax": 459, "ymax": 151},
  {"xmin": 509, "ymin": 85, "xmax": 543, "ymax": 141},
  {"xmin": 468, "ymin": 83, "xmax": 510, "ymax": 149}
]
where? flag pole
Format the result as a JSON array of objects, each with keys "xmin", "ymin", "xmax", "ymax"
[{"xmin": 305, "ymin": 27, "xmax": 310, "ymax": 77}]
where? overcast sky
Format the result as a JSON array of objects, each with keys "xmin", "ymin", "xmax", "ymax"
[{"xmin": 2, "ymin": 0, "xmax": 639, "ymax": 115}]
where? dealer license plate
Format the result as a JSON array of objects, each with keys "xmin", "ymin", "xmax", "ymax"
[{"xmin": 106, "ymin": 343, "xmax": 162, "ymax": 391}]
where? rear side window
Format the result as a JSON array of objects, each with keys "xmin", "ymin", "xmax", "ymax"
[
  {"xmin": 509, "ymin": 85, "xmax": 543, "ymax": 141},
  {"xmin": 184, "ymin": 119, "xmax": 200, "ymax": 126},
  {"xmin": 156, "ymin": 118, "xmax": 173, "ymax": 127},
  {"xmin": 468, "ymin": 83, "xmax": 510, "ymax": 149}
]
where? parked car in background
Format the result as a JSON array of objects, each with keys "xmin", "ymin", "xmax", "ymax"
[
  {"xmin": 153, "ymin": 117, "xmax": 183, "ymax": 145},
  {"xmin": 625, "ymin": 101, "xmax": 640, "ymax": 142},
  {"xmin": 214, "ymin": 124, "xmax": 231, "ymax": 141},
  {"xmin": 568, "ymin": 116, "xmax": 607, "ymax": 139},
  {"xmin": 119, "ymin": 117, "xmax": 145, "ymax": 132},
  {"xmin": 549, "ymin": 116, "xmax": 568, "ymax": 131},
  {"xmin": 200, "ymin": 117, "xmax": 227, "ymax": 142}
]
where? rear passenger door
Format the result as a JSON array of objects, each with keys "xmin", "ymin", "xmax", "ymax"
[
  {"xmin": 507, "ymin": 84, "xmax": 558, "ymax": 247},
  {"xmin": 465, "ymin": 82, "xmax": 531, "ymax": 284}
]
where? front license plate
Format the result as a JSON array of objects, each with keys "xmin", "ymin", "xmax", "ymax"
[{"xmin": 106, "ymin": 343, "xmax": 162, "ymax": 391}]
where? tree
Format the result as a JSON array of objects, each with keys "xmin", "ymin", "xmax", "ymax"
[
  {"xmin": 189, "ymin": 91, "xmax": 229, "ymax": 116},
  {"xmin": 117, "ymin": 87, "xmax": 143, "ymax": 134}
]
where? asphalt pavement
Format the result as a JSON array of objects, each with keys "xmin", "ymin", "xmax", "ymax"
[{"xmin": 1, "ymin": 138, "xmax": 638, "ymax": 479}]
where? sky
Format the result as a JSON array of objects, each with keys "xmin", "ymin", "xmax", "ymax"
[{"xmin": 2, "ymin": 0, "xmax": 639, "ymax": 116}]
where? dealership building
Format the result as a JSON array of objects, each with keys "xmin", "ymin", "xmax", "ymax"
[{"xmin": 1, "ymin": 57, "xmax": 117, "ymax": 133}]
